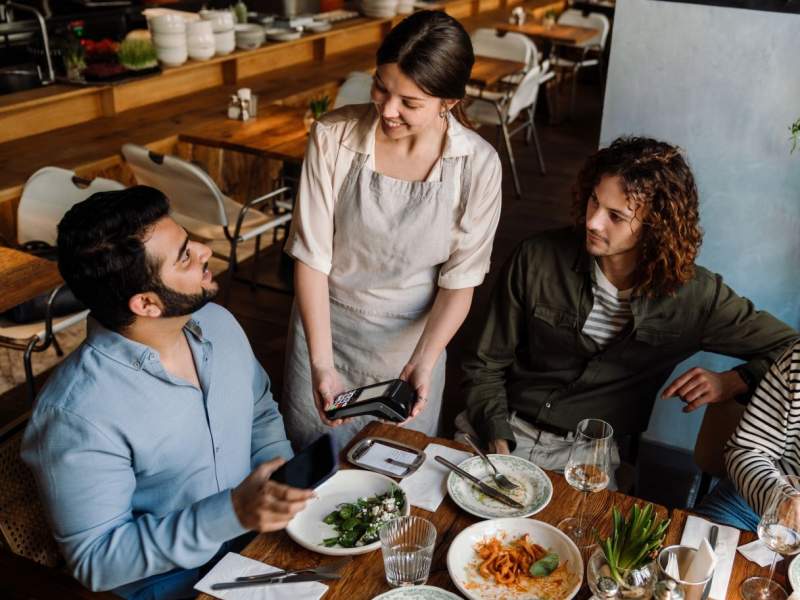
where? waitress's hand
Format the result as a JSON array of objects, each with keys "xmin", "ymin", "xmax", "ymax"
[
  {"xmin": 398, "ymin": 362, "xmax": 432, "ymax": 426},
  {"xmin": 311, "ymin": 365, "xmax": 347, "ymax": 427}
]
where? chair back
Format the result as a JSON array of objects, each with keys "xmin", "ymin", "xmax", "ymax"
[
  {"xmin": 333, "ymin": 71, "xmax": 373, "ymax": 109},
  {"xmin": 0, "ymin": 414, "xmax": 62, "ymax": 568},
  {"xmin": 18, "ymin": 167, "xmax": 125, "ymax": 246},
  {"xmin": 121, "ymin": 143, "xmax": 229, "ymax": 227},
  {"xmin": 471, "ymin": 28, "xmax": 536, "ymax": 68},
  {"xmin": 557, "ymin": 9, "xmax": 611, "ymax": 49},
  {"xmin": 694, "ymin": 400, "xmax": 747, "ymax": 478},
  {"xmin": 507, "ymin": 64, "xmax": 547, "ymax": 122}
]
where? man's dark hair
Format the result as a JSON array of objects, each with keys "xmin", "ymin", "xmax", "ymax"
[{"xmin": 57, "ymin": 186, "xmax": 170, "ymax": 331}]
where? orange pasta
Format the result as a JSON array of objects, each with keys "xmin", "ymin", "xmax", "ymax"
[{"xmin": 474, "ymin": 534, "xmax": 548, "ymax": 587}]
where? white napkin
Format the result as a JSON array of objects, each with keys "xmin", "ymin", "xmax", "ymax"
[
  {"xmin": 194, "ymin": 552, "xmax": 329, "ymax": 600},
  {"xmin": 680, "ymin": 515, "xmax": 739, "ymax": 600},
  {"xmin": 399, "ymin": 443, "xmax": 472, "ymax": 512},
  {"xmin": 356, "ymin": 443, "xmax": 420, "ymax": 477},
  {"xmin": 738, "ymin": 539, "xmax": 784, "ymax": 568}
]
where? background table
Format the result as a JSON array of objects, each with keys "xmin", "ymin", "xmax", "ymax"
[
  {"xmin": 470, "ymin": 55, "xmax": 526, "ymax": 87},
  {"xmin": 0, "ymin": 247, "xmax": 62, "ymax": 314},
  {"xmin": 495, "ymin": 21, "xmax": 601, "ymax": 45}
]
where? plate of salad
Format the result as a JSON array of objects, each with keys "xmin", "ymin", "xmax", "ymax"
[{"xmin": 286, "ymin": 469, "xmax": 410, "ymax": 556}]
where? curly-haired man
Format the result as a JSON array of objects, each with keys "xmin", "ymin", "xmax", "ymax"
[{"xmin": 457, "ymin": 137, "xmax": 798, "ymax": 482}]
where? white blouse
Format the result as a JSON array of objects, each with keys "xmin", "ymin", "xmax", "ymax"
[{"xmin": 285, "ymin": 103, "xmax": 503, "ymax": 290}]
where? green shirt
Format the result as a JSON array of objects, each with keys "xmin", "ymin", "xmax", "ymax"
[{"xmin": 462, "ymin": 227, "xmax": 798, "ymax": 448}]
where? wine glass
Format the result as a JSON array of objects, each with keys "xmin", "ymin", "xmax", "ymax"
[
  {"xmin": 740, "ymin": 475, "xmax": 800, "ymax": 600},
  {"xmin": 558, "ymin": 418, "xmax": 613, "ymax": 547}
]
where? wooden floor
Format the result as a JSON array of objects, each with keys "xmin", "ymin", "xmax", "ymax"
[{"xmin": 0, "ymin": 76, "xmax": 603, "ymax": 434}]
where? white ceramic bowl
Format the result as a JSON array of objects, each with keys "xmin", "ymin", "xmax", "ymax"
[
  {"xmin": 187, "ymin": 20, "xmax": 213, "ymax": 37},
  {"xmin": 155, "ymin": 45, "xmax": 188, "ymax": 66},
  {"xmin": 188, "ymin": 44, "xmax": 215, "ymax": 61},
  {"xmin": 447, "ymin": 518, "xmax": 583, "ymax": 600},
  {"xmin": 150, "ymin": 31, "xmax": 186, "ymax": 49},
  {"xmin": 149, "ymin": 13, "xmax": 186, "ymax": 34},
  {"xmin": 305, "ymin": 20, "xmax": 332, "ymax": 33},
  {"xmin": 214, "ymin": 30, "xmax": 236, "ymax": 55},
  {"xmin": 235, "ymin": 24, "xmax": 265, "ymax": 49},
  {"xmin": 265, "ymin": 28, "xmax": 302, "ymax": 42},
  {"xmin": 202, "ymin": 10, "xmax": 235, "ymax": 33}
]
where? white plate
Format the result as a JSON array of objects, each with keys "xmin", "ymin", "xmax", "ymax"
[
  {"xmin": 447, "ymin": 454, "xmax": 553, "ymax": 519},
  {"xmin": 286, "ymin": 469, "xmax": 410, "ymax": 556},
  {"xmin": 790, "ymin": 554, "xmax": 800, "ymax": 591},
  {"xmin": 305, "ymin": 21, "xmax": 333, "ymax": 32},
  {"xmin": 265, "ymin": 27, "xmax": 302, "ymax": 41},
  {"xmin": 373, "ymin": 586, "xmax": 462, "ymax": 599},
  {"xmin": 447, "ymin": 518, "xmax": 582, "ymax": 600}
]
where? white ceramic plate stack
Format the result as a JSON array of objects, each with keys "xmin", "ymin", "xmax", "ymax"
[
  {"xmin": 396, "ymin": 0, "xmax": 414, "ymax": 15},
  {"xmin": 186, "ymin": 20, "xmax": 215, "ymax": 61},
  {"xmin": 234, "ymin": 24, "xmax": 265, "ymax": 50},
  {"xmin": 202, "ymin": 10, "xmax": 236, "ymax": 56},
  {"xmin": 149, "ymin": 14, "xmax": 187, "ymax": 67},
  {"xmin": 359, "ymin": 0, "xmax": 398, "ymax": 19}
]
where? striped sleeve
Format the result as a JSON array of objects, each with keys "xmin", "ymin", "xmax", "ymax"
[{"xmin": 724, "ymin": 342, "xmax": 800, "ymax": 516}]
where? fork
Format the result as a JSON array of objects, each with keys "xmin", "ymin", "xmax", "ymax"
[
  {"xmin": 464, "ymin": 433, "xmax": 519, "ymax": 491},
  {"xmin": 235, "ymin": 557, "xmax": 351, "ymax": 582}
]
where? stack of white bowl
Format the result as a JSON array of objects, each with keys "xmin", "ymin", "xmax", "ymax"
[
  {"xmin": 360, "ymin": 0, "xmax": 398, "ymax": 18},
  {"xmin": 187, "ymin": 20, "xmax": 215, "ymax": 60},
  {"xmin": 396, "ymin": 0, "xmax": 414, "ymax": 14},
  {"xmin": 149, "ymin": 14, "xmax": 187, "ymax": 67},
  {"xmin": 202, "ymin": 10, "xmax": 236, "ymax": 56}
]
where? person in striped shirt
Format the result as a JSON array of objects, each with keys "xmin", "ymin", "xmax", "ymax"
[
  {"xmin": 459, "ymin": 137, "xmax": 797, "ymax": 481},
  {"xmin": 695, "ymin": 341, "xmax": 800, "ymax": 531}
]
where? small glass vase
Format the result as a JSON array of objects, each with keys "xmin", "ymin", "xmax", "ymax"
[{"xmin": 586, "ymin": 548, "xmax": 658, "ymax": 599}]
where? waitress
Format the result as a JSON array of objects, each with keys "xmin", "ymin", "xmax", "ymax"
[{"xmin": 283, "ymin": 10, "xmax": 503, "ymax": 448}]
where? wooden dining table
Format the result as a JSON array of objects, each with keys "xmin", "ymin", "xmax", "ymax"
[
  {"xmin": 193, "ymin": 421, "xmax": 787, "ymax": 600},
  {"xmin": 180, "ymin": 56, "xmax": 526, "ymax": 166},
  {"xmin": 495, "ymin": 21, "xmax": 601, "ymax": 46},
  {"xmin": 0, "ymin": 246, "xmax": 62, "ymax": 314}
]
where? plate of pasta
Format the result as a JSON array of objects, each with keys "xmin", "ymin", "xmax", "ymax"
[{"xmin": 446, "ymin": 518, "xmax": 582, "ymax": 600}]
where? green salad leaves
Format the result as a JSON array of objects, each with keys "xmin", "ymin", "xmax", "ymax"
[
  {"xmin": 529, "ymin": 552, "xmax": 560, "ymax": 577},
  {"xmin": 322, "ymin": 487, "xmax": 406, "ymax": 548}
]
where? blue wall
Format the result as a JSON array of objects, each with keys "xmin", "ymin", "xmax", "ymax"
[{"xmin": 600, "ymin": 0, "xmax": 800, "ymax": 450}]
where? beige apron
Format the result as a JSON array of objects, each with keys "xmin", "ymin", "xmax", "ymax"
[{"xmin": 283, "ymin": 151, "xmax": 469, "ymax": 449}]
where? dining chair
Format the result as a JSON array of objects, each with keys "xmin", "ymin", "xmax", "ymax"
[
  {"xmin": 333, "ymin": 71, "xmax": 373, "ymax": 109},
  {"xmin": 692, "ymin": 400, "xmax": 746, "ymax": 505},
  {"xmin": 0, "ymin": 167, "xmax": 117, "ymax": 401},
  {"xmin": 470, "ymin": 28, "xmax": 539, "ymax": 85},
  {"xmin": 551, "ymin": 9, "xmax": 611, "ymax": 118},
  {"xmin": 121, "ymin": 143, "xmax": 293, "ymax": 303},
  {"xmin": 465, "ymin": 62, "xmax": 555, "ymax": 198}
]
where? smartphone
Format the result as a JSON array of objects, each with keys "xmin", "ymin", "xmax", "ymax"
[{"xmin": 270, "ymin": 433, "xmax": 338, "ymax": 489}]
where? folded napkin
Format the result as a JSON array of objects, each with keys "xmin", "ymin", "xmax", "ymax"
[
  {"xmin": 194, "ymin": 552, "xmax": 329, "ymax": 600},
  {"xmin": 738, "ymin": 539, "xmax": 783, "ymax": 568},
  {"xmin": 680, "ymin": 515, "xmax": 740, "ymax": 600},
  {"xmin": 399, "ymin": 443, "xmax": 472, "ymax": 512}
]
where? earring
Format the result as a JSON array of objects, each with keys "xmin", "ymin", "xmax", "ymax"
[{"xmin": 439, "ymin": 108, "xmax": 448, "ymax": 118}]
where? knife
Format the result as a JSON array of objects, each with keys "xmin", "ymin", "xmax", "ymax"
[
  {"xmin": 211, "ymin": 572, "xmax": 341, "ymax": 590},
  {"xmin": 700, "ymin": 525, "xmax": 719, "ymax": 600},
  {"xmin": 435, "ymin": 455, "xmax": 525, "ymax": 509}
]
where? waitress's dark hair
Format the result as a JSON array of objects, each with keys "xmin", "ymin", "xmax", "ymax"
[{"xmin": 376, "ymin": 10, "xmax": 474, "ymax": 127}]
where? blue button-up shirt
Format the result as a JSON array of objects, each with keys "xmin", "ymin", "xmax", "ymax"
[{"xmin": 21, "ymin": 303, "xmax": 293, "ymax": 594}]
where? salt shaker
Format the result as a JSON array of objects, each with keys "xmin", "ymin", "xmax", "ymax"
[
  {"xmin": 237, "ymin": 88, "xmax": 252, "ymax": 121},
  {"xmin": 227, "ymin": 94, "xmax": 241, "ymax": 120}
]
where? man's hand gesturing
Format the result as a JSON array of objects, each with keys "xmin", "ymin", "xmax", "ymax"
[{"xmin": 231, "ymin": 458, "xmax": 315, "ymax": 532}]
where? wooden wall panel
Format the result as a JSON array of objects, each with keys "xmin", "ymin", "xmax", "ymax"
[
  {"xmin": 478, "ymin": 0, "xmax": 502, "ymax": 11},
  {"xmin": 325, "ymin": 24, "xmax": 386, "ymax": 56},
  {"xmin": 112, "ymin": 66, "xmax": 225, "ymax": 113},
  {"xmin": 0, "ymin": 93, "xmax": 104, "ymax": 145},
  {"xmin": 237, "ymin": 45, "xmax": 316, "ymax": 79}
]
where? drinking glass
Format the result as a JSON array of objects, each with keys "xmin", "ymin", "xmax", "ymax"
[
  {"xmin": 740, "ymin": 475, "xmax": 800, "ymax": 600},
  {"xmin": 379, "ymin": 515, "xmax": 436, "ymax": 587},
  {"xmin": 558, "ymin": 418, "xmax": 613, "ymax": 547}
]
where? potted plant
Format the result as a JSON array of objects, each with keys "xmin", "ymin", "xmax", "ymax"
[
  {"xmin": 116, "ymin": 38, "xmax": 158, "ymax": 72},
  {"xmin": 304, "ymin": 95, "xmax": 331, "ymax": 130},
  {"xmin": 587, "ymin": 503, "xmax": 670, "ymax": 599}
]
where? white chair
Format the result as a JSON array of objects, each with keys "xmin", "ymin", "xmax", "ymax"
[
  {"xmin": 333, "ymin": 71, "xmax": 373, "ymax": 109},
  {"xmin": 120, "ymin": 143, "xmax": 293, "ymax": 303},
  {"xmin": 470, "ymin": 28, "xmax": 539, "ymax": 85},
  {"xmin": 465, "ymin": 62, "xmax": 555, "ymax": 198},
  {"xmin": 0, "ymin": 167, "xmax": 118, "ymax": 400},
  {"xmin": 552, "ymin": 9, "xmax": 611, "ymax": 117}
]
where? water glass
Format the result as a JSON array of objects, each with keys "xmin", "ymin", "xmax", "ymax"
[{"xmin": 379, "ymin": 515, "xmax": 436, "ymax": 587}]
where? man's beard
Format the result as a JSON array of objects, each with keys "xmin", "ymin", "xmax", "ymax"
[{"xmin": 150, "ymin": 266, "xmax": 218, "ymax": 318}]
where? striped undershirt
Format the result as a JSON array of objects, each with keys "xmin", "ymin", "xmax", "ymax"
[
  {"xmin": 725, "ymin": 341, "xmax": 800, "ymax": 516},
  {"xmin": 581, "ymin": 261, "xmax": 633, "ymax": 348}
]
